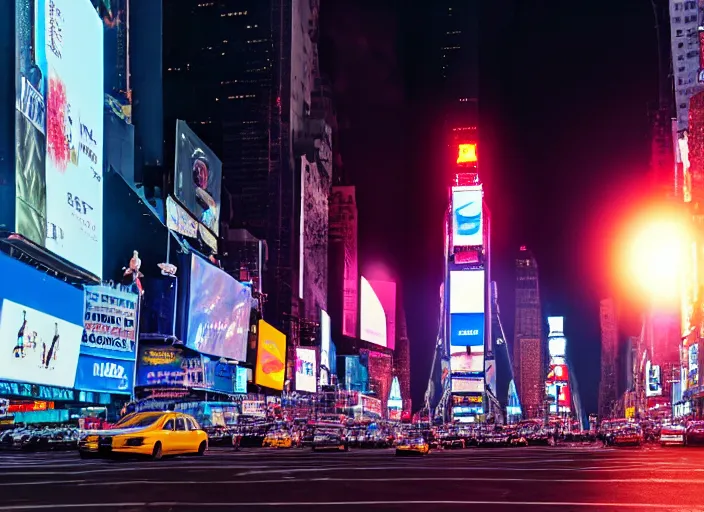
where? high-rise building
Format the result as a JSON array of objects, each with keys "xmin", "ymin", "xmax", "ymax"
[
  {"xmin": 163, "ymin": 0, "xmax": 326, "ymax": 332},
  {"xmin": 514, "ymin": 247, "xmax": 543, "ymax": 418},
  {"xmin": 394, "ymin": 304, "xmax": 412, "ymax": 416},
  {"xmin": 599, "ymin": 298, "xmax": 619, "ymax": 419}
]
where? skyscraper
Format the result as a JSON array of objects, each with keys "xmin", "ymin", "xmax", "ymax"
[
  {"xmin": 514, "ymin": 247, "xmax": 544, "ymax": 418},
  {"xmin": 394, "ymin": 304, "xmax": 412, "ymax": 416},
  {"xmin": 163, "ymin": 0, "xmax": 325, "ymax": 332},
  {"xmin": 599, "ymin": 298, "xmax": 619, "ymax": 419}
]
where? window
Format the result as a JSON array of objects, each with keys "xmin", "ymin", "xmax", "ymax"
[
  {"xmin": 187, "ymin": 418, "xmax": 200, "ymax": 431},
  {"xmin": 176, "ymin": 418, "xmax": 187, "ymax": 431},
  {"xmin": 163, "ymin": 419, "xmax": 175, "ymax": 431}
]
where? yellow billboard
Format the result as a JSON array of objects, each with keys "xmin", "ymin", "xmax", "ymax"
[{"xmin": 255, "ymin": 320, "xmax": 286, "ymax": 390}]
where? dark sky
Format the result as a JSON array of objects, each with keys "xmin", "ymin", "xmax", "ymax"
[{"xmin": 321, "ymin": 1, "xmax": 659, "ymax": 415}]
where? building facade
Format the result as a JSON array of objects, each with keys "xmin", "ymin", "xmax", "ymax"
[{"xmin": 599, "ymin": 298, "xmax": 619, "ymax": 419}]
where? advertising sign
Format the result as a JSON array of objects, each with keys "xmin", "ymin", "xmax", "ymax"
[
  {"xmin": 451, "ymin": 187, "xmax": 483, "ymax": 247},
  {"xmin": 166, "ymin": 196, "xmax": 198, "ymax": 238},
  {"xmin": 0, "ymin": 299, "xmax": 82, "ymax": 389},
  {"xmin": 360, "ymin": 276, "xmax": 387, "ymax": 347},
  {"xmin": 449, "ymin": 270, "xmax": 485, "ymax": 314},
  {"xmin": 202, "ymin": 356, "xmax": 235, "ymax": 394},
  {"xmin": 320, "ymin": 310, "xmax": 331, "ymax": 386},
  {"xmin": 74, "ymin": 354, "xmax": 134, "ymax": 394},
  {"xmin": 547, "ymin": 316, "xmax": 564, "ymax": 336},
  {"xmin": 174, "ymin": 120, "xmax": 222, "ymax": 235},
  {"xmin": 548, "ymin": 337, "xmax": 567, "ymax": 358},
  {"xmin": 15, "ymin": 0, "xmax": 104, "ymax": 278},
  {"xmin": 136, "ymin": 346, "xmax": 201, "ymax": 388},
  {"xmin": 255, "ymin": 320, "xmax": 286, "ymax": 390},
  {"xmin": 645, "ymin": 361, "xmax": 663, "ymax": 397},
  {"xmin": 241, "ymin": 400, "xmax": 266, "ymax": 417},
  {"xmin": 81, "ymin": 285, "xmax": 138, "ymax": 359},
  {"xmin": 388, "ymin": 376, "xmax": 402, "ymax": 409},
  {"xmin": 689, "ymin": 344, "xmax": 699, "ymax": 389},
  {"xmin": 367, "ymin": 280, "xmax": 397, "ymax": 350},
  {"xmin": 235, "ymin": 366, "xmax": 248, "ymax": 394},
  {"xmin": 360, "ymin": 394, "xmax": 382, "ymax": 417},
  {"xmin": 295, "ymin": 347, "xmax": 317, "ymax": 393},
  {"xmin": 450, "ymin": 313, "xmax": 484, "ymax": 347},
  {"xmin": 449, "ymin": 345, "xmax": 484, "ymax": 374},
  {"xmin": 451, "ymin": 377, "xmax": 484, "ymax": 394},
  {"xmin": 186, "ymin": 254, "xmax": 252, "ymax": 362},
  {"xmin": 547, "ymin": 364, "xmax": 569, "ymax": 383}
]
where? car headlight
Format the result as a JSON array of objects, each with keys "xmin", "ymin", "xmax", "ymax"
[{"xmin": 125, "ymin": 437, "xmax": 145, "ymax": 447}]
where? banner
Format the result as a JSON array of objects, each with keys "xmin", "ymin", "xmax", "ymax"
[
  {"xmin": 166, "ymin": 196, "xmax": 198, "ymax": 238},
  {"xmin": 82, "ymin": 285, "xmax": 138, "ymax": 359},
  {"xmin": 136, "ymin": 346, "xmax": 202, "ymax": 388},
  {"xmin": 74, "ymin": 354, "xmax": 134, "ymax": 394}
]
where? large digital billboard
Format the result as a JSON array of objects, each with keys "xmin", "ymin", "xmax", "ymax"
[
  {"xmin": 547, "ymin": 316, "xmax": 564, "ymax": 337},
  {"xmin": 451, "ymin": 377, "xmax": 484, "ymax": 394},
  {"xmin": 255, "ymin": 320, "xmax": 286, "ymax": 391},
  {"xmin": 368, "ymin": 280, "xmax": 397, "ymax": 350},
  {"xmin": 360, "ymin": 276, "xmax": 387, "ymax": 347},
  {"xmin": 450, "ymin": 313, "xmax": 484, "ymax": 347},
  {"xmin": 15, "ymin": 0, "xmax": 104, "ymax": 278},
  {"xmin": 547, "ymin": 364, "xmax": 569, "ymax": 383},
  {"xmin": 449, "ymin": 270, "xmax": 484, "ymax": 314},
  {"xmin": 174, "ymin": 120, "xmax": 222, "ymax": 235},
  {"xmin": 320, "ymin": 309, "xmax": 331, "ymax": 386},
  {"xmin": 186, "ymin": 254, "xmax": 252, "ymax": 362},
  {"xmin": 295, "ymin": 347, "xmax": 317, "ymax": 393},
  {"xmin": 548, "ymin": 337, "xmax": 567, "ymax": 358},
  {"xmin": 136, "ymin": 346, "xmax": 201, "ymax": 388},
  {"xmin": 451, "ymin": 186, "xmax": 483, "ymax": 247},
  {"xmin": 74, "ymin": 353, "xmax": 134, "ymax": 394},
  {"xmin": 449, "ymin": 345, "xmax": 484, "ymax": 374},
  {"xmin": 81, "ymin": 285, "xmax": 138, "ymax": 360},
  {"xmin": 645, "ymin": 361, "xmax": 662, "ymax": 397}
]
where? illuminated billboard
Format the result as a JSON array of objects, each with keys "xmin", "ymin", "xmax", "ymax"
[
  {"xmin": 295, "ymin": 347, "xmax": 317, "ymax": 393},
  {"xmin": 547, "ymin": 364, "xmax": 569, "ymax": 382},
  {"xmin": 546, "ymin": 383, "xmax": 571, "ymax": 409},
  {"xmin": 451, "ymin": 377, "xmax": 483, "ymax": 394},
  {"xmin": 456, "ymin": 143, "xmax": 477, "ymax": 164},
  {"xmin": 174, "ymin": 120, "xmax": 222, "ymax": 235},
  {"xmin": 320, "ymin": 310, "xmax": 331, "ymax": 386},
  {"xmin": 15, "ymin": 0, "xmax": 104, "ymax": 278},
  {"xmin": 368, "ymin": 279, "xmax": 397, "ymax": 350},
  {"xmin": 548, "ymin": 337, "xmax": 567, "ymax": 358},
  {"xmin": 688, "ymin": 344, "xmax": 699, "ymax": 389},
  {"xmin": 451, "ymin": 187, "xmax": 483, "ymax": 247},
  {"xmin": 449, "ymin": 345, "xmax": 484, "ymax": 374},
  {"xmin": 449, "ymin": 270, "xmax": 485, "ymax": 314},
  {"xmin": 255, "ymin": 320, "xmax": 286, "ymax": 391},
  {"xmin": 360, "ymin": 276, "xmax": 387, "ymax": 347},
  {"xmin": 645, "ymin": 361, "xmax": 662, "ymax": 397},
  {"xmin": 547, "ymin": 316, "xmax": 564, "ymax": 337},
  {"xmin": 450, "ymin": 313, "xmax": 484, "ymax": 347}
]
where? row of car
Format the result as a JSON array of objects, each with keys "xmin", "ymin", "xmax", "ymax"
[
  {"xmin": 600, "ymin": 420, "xmax": 704, "ymax": 447},
  {"xmin": 0, "ymin": 425, "xmax": 82, "ymax": 451}
]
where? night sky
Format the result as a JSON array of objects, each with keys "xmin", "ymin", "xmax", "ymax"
[{"xmin": 321, "ymin": 1, "xmax": 659, "ymax": 414}]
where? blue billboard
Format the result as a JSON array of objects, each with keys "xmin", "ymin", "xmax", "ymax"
[
  {"xmin": 74, "ymin": 354, "xmax": 134, "ymax": 394},
  {"xmin": 450, "ymin": 313, "xmax": 484, "ymax": 347},
  {"xmin": 235, "ymin": 366, "xmax": 247, "ymax": 394},
  {"xmin": 202, "ymin": 356, "xmax": 240, "ymax": 394}
]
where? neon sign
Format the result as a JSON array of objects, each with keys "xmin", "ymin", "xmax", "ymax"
[{"xmin": 457, "ymin": 143, "xmax": 477, "ymax": 164}]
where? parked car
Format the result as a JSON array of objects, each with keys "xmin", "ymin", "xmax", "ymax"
[
  {"xmin": 686, "ymin": 421, "xmax": 704, "ymax": 446},
  {"xmin": 312, "ymin": 425, "xmax": 349, "ymax": 452},
  {"xmin": 660, "ymin": 424, "xmax": 686, "ymax": 447}
]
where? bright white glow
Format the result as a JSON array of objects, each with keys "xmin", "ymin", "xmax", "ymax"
[
  {"xmin": 360, "ymin": 276, "xmax": 387, "ymax": 347},
  {"xmin": 548, "ymin": 337, "xmax": 567, "ymax": 357},
  {"xmin": 547, "ymin": 316, "xmax": 564, "ymax": 337},
  {"xmin": 449, "ymin": 270, "xmax": 485, "ymax": 314},
  {"xmin": 319, "ymin": 310, "xmax": 331, "ymax": 386},
  {"xmin": 295, "ymin": 347, "xmax": 317, "ymax": 393}
]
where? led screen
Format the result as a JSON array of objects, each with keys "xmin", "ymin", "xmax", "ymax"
[
  {"xmin": 320, "ymin": 310, "xmax": 331, "ymax": 386},
  {"xmin": 548, "ymin": 337, "xmax": 567, "ymax": 357},
  {"xmin": 689, "ymin": 344, "xmax": 699, "ymax": 389},
  {"xmin": 255, "ymin": 320, "xmax": 286, "ymax": 391},
  {"xmin": 449, "ymin": 345, "xmax": 484, "ymax": 374},
  {"xmin": 449, "ymin": 270, "xmax": 485, "ymax": 314},
  {"xmin": 451, "ymin": 187, "xmax": 483, "ymax": 247},
  {"xmin": 15, "ymin": 0, "xmax": 104, "ymax": 278},
  {"xmin": 360, "ymin": 276, "xmax": 387, "ymax": 347},
  {"xmin": 450, "ymin": 313, "xmax": 484, "ymax": 347},
  {"xmin": 186, "ymin": 254, "xmax": 252, "ymax": 362},
  {"xmin": 645, "ymin": 361, "xmax": 662, "ymax": 397},
  {"xmin": 547, "ymin": 364, "xmax": 569, "ymax": 382},
  {"xmin": 451, "ymin": 377, "xmax": 484, "ymax": 394},
  {"xmin": 547, "ymin": 316, "xmax": 564, "ymax": 337},
  {"xmin": 295, "ymin": 347, "xmax": 317, "ymax": 393},
  {"xmin": 74, "ymin": 354, "xmax": 134, "ymax": 394},
  {"xmin": 0, "ymin": 299, "xmax": 82, "ymax": 389},
  {"xmin": 367, "ymin": 280, "xmax": 397, "ymax": 350},
  {"xmin": 174, "ymin": 120, "xmax": 222, "ymax": 235},
  {"xmin": 235, "ymin": 366, "xmax": 248, "ymax": 393}
]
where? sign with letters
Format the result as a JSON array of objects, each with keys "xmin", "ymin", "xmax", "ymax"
[
  {"xmin": 450, "ymin": 313, "xmax": 484, "ymax": 347},
  {"xmin": 74, "ymin": 354, "xmax": 134, "ymax": 394},
  {"xmin": 82, "ymin": 285, "xmax": 138, "ymax": 360}
]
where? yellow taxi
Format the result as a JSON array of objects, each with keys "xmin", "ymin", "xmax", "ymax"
[
  {"xmin": 79, "ymin": 411, "xmax": 208, "ymax": 460},
  {"xmin": 395, "ymin": 436, "xmax": 430, "ymax": 456},
  {"xmin": 262, "ymin": 430, "xmax": 293, "ymax": 448}
]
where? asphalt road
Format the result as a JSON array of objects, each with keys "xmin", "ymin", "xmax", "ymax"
[{"xmin": 1, "ymin": 445, "xmax": 704, "ymax": 511}]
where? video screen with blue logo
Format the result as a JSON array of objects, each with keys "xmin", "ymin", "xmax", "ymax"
[{"xmin": 450, "ymin": 313, "xmax": 484, "ymax": 347}]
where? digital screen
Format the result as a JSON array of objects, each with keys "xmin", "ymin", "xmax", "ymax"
[
  {"xmin": 645, "ymin": 361, "xmax": 662, "ymax": 397},
  {"xmin": 360, "ymin": 276, "xmax": 387, "ymax": 347},
  {"xmin": 320, "ymin": 310, "xmax": 331, "ymax": 386},
  {"xmin": 547, "ymin": 317, "xmax": 564, "ymax": 337},
  {"xmin": 450, "ymin": 313, "xmax": 484, "ymax": 347},
  {"xmin": 367, "ymin": 280, "xmax": 397, "ymax": 350},
  {"xmin": 546, "ymin": 383, "xmax": 571, "ymax": 408},
  {"xmin": 136, "ymin": 346, "xmax": 201, "ymax": 388},
  {"xmin": 295, "ymin": 347, "xmax": 317, "ymax": 393},
  {"xmin": 15, "ymin": 0, "xmax": 104, "ymax": 278},
  {"xmin": 451, "ymin": 376, "xmax": 484, "ymax": 393},
  {"xmin": 0, "ymin": 299, "xmax": 82, "ymax": 389},
  {"xmin": 81, "ymin": 285, "xmax": 138, "ymax": 359},
  {"xmin": 548, "ymin": 337, "xmax": 567, "ymax": 357},
  {"xmin": 202, "ymin": 356, "xmax": 237, "ymax": 394},
  {"xmin": 449, "ymin": 345, "xmax": 484, "ymax": 374},
  {"xmin": 547, "ymin": 364, "xmax": 569, "ymax": 382},
  {"xmin": 451, "ymin": 187, "xmax": 483, "ymax": 247},
  {"xmin": 235, "ymin": 366, "xmax": 248, "ymax": 393},
  {"xmin": 186, "ymin": 254, "xmax": 252, "ymax": 362},
  {"xmin": 174, "ymin": 120, "xmax": 222, "ymax": 235},
  {"xmin": 74, "ymin": 354, "xmax": 134, "ymax": 394},
  {"xmin": 449, "ymin": 270, "xmax": 484, "ymax": 314},
  {"xmin": 255, "ymin": 320, "xmax": 286, "ymax": 391}
]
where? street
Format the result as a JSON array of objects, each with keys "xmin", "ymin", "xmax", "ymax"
[{"xmin": 1, "ymin": 446, "xmax": 704, "ymax": 511}]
